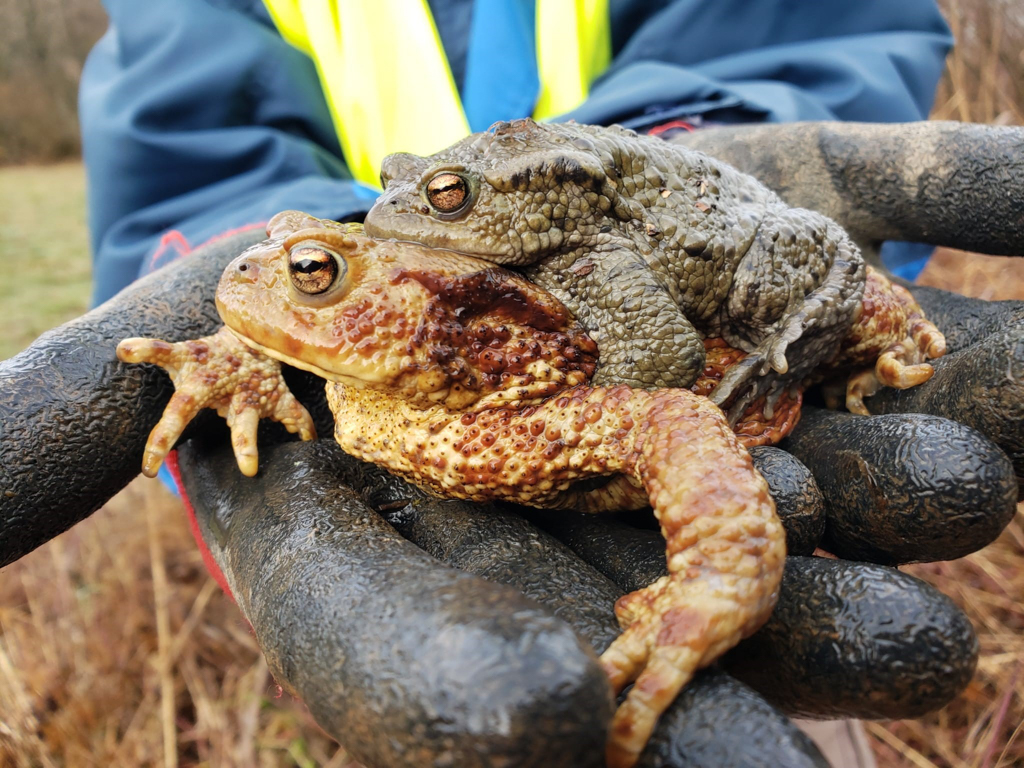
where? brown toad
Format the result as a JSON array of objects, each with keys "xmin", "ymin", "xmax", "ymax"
[
  {"xmin": 364, "ymin": 119, "xmax": 941, "ymax": 419},
  {"xmin": 118, "ymin": 212, "xmax": 786, "ymax": 767},
  {"xmin": 117, "ymin": 212, "xmax": 944, "ymax": 767}
]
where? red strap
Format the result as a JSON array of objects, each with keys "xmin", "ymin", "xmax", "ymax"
[
  {"xmin": 147, "ymin": 221, "xmax": 267, "ymax": 271},
  {"xmin": 154, "ymin": 221, "xmax": 269, "ymax": 599},
  {"xmin": 647, "ymin": 119, "xmax": 697, "ymax": 136},
  {"xmin": 165, "ymin": 450, "xmax": 236, "ymax": 601}
]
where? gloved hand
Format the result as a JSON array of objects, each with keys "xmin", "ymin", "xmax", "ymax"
[
  {"xmin": 2, "ymin": 122, "xmax": 1021, "ymax": 768},
  {"xmin": 674, "ymin": 121, "xmax": 1024, "ymax": 269}
]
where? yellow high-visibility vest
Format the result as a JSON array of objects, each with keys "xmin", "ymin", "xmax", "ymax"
[{"xmin": 262, "ymin": 0, "xmax": 610, "ymax": 186}]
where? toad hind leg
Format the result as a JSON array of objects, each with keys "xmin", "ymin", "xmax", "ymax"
[
  {"xmin": 593, "ymin": 392, "xmax": 785, "ymax": 768},
  {"xmin": 527, "ymin": 247, "xmax": 706, "ymax": 390},
  {"xmin": 712, "ymin": 215, "xmax": 865, "ymax": 418}
]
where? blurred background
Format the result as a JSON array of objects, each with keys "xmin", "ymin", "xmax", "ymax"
[{"xmin": 0, "ymin": 1, "xmax": 1021, "ymax": 766}]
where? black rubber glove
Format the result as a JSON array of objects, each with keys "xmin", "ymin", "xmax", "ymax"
[
  {"xmin": 673, "ymin": 121, "xmax": 1024, "ymax": 266},
  {"xmin": 2, "ymin": 121, "xmax": 1022, "ymax": 768},
  {"xmin": 2, "ymin": 226, "xmax": 1018, "ymax": 768}
]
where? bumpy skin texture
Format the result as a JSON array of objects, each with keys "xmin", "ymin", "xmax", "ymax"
[
  {"xmin": 120, "ymin": 213, "xmax": 786, "ymax": 767},
  {"xmin": 365, "ymin": 119, "xmax": 867, "ymax": 411},
  {"xmin": 529, "ymin": 445, "xmax": 825, "ymax": 563},
  {"xmin": 117, "ymin": 329, "xmax": 315, "ymax": 477},
  {"xmin": 3, "ymin": 196, "xmax": 1013, "ymax": 767},
  {"xmin": 311, "ymin": 442, "xmax": 828, "ymax": 768},
  {"xmin": 674, "ymin": 121, "xmax": 1024, "ymax": 264}
]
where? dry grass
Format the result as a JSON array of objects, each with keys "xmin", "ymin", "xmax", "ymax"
[
  {"xmin": 1, "ymin": 1, "xmax": 1023, "ymax": 766},
  {"xmin": 932, "ymin": 0, "xmax": 1024, "ymax": 126},
  {"xmin": 867, "ymin": 5, "xmax": 1024, "ymax": 763},
  {"xmin": 870, "ymin": 5, "xmax": 1024, "ymax": 761},
  {"xmin": 0, "ymin": 483, "xmax": 354, "ymax": 768}
]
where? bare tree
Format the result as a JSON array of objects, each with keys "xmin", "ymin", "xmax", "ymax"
[{"xmin": 0, "ymin": 0, "xmax": 107, "ymax": 163}]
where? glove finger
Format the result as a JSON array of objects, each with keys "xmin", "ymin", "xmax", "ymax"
[
  {"xmin": 725, "ymin": 556, "xmax": 979, "ymax": 721},
  {"xmin": 675, "ymin": 122, "xmax": 1024, "ymax": 257},
  {"xmin": 334, "ymin": 449, "xmax": 828, "ymax": 768},
  {"xmin": 533, "ymin": 510, "xmax": 978, "ymax": 721},
  {"xmin": 866, "ymin": 317, "xmax": 1024, "ymax": 493},
  {"xmin": 176, "ymin": 437, "xmax": 613, "ymax": 768},
  {"xmin": 782, "ymin": 407, "xmax": 1017, "ymax": 563},
  {"xmin": 746, "ymin": 446, "xmax": 824, "ymax": 554},
  {"xmin": 334, "ymin": 453, "xmax": 623, "ymax": 648},
  {"xmin": 905, "ymin": 286, "xmax": 1023, "ymax": 353},
  {"xmin": 0, "ymin": 229, "xmax": 262, "ymax": 568}
]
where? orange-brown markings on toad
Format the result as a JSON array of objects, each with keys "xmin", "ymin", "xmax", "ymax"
[
  {"xmin": 655, "ymin": 607, "xmax": 710, "ymax": 649},
  {"xmin": 824, "ymin": 267, "xmax": 945, "ymax": 413},
  {"xmin": 127, "ymin": 216, "xmax": 789, "ymax": 768},
  {"xmin": 691, "ymin": 338, "xmax": 803, "ymax": 446}
]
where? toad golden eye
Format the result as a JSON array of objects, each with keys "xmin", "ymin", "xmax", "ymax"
[
  {"xmin": 288, "ymin": 243, "xmax": 344, "ymax": 295},
  {"xmin": 426, "ymin": 172, "xmax": 469, "ymax": 213}
]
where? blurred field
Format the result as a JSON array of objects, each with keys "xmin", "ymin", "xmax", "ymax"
[
  {"xmin": 0, "ymin": 164, "xmax": 92, "ymax": 360},
  {"xmin": 2, "ymin": 0, "xmax": 1024, "ymax": 766},
  {"xmin": 0, "ymin": 0, "xmax": 106, "ymax": 163}
]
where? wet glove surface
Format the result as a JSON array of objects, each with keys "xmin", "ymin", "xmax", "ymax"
[
  {"xmin": 3, "ymin": 121, "xmax": 1023, "ymax": 768},
  {"xmin": 2, "ymin": 234, "xmax": 1017, "ymax": 768}
]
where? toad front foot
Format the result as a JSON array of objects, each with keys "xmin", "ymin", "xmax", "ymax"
[{"xmin": 116, "ymin": 327, "xmax": 316, "ymax": 477}]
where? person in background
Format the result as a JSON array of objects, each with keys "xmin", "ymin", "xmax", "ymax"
[
  {"xmin": 82, "ymin": 0, "xmax": 952, "ymax": 308},
  {"xmin": 79, "ymin": 3, "xmax": 954, "ymax": 765}
]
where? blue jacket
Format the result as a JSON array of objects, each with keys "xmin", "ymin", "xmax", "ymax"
[{"xmin": 81, "ymin": 0, "xmax": 952, "ymax": 304}]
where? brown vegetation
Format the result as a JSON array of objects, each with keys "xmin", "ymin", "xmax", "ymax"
[
  {"xmin": 0, "ymin": 482, "xmax": 355, "ymax": 768},
  {"xmin": 933, "ymin": 0, "xmax": 1024, "ymax": 125},
  {"xmin": 0, "ymin": 0, "xmax": 106, "ymax": 164},
  {"xmin": 881, "ymin": 5, "xmax": 1024, "ymax": 760}
]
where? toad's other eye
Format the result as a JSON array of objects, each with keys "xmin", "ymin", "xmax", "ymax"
[
  {"xmin": 426, "ymin": 172, "xmax": 469, "ymax": 213},
  {"xmin": 288, "ymin": 243, "xmax": 344, "ymax": 295}
]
